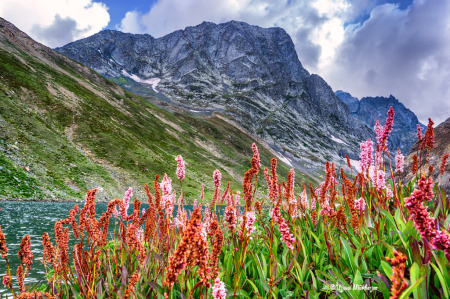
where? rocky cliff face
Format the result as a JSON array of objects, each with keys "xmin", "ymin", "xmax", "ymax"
[
  {"xmin": 1, "ymin": 17, "xmax": 309, "ymax": 201},
  {"xmin": 402, "ymin": 117, "xmax": 450, "ymax": 198},
  {"xmin": 56, "ymin": 21, "xmax": 374, "ymax": 170},
  {"xmin": 335, "ymin": 91, "xmax": 425, "ymax": 154}
]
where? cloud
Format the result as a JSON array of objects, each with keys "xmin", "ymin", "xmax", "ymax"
[
  {"xmin": 117, "ymin": 0, "xmax": 351, "ymax": 72},
  {"xmin": 0, "ymin": 0, "xmax": 110, "ymax": 47},
  {"xmin": 30, "ymin": 15, "xmax": 90, "ymax": 48},
  {"xmin": 321, "ymin": 0, "xmax": 450, "ymax": 124},
  {"xmin": 118, "ymin": 0, "xmax": 449, "ymax": 124}
]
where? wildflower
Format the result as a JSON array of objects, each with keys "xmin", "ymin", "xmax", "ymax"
[
  {"xmin": 417, "ymin": 124, "xmax": 422, "ymax": 141},
  {"xmin": 374, "ymin": 120, "xmax": 384, "ymax": 145},
  {"xmin": 359, "ymin": 139, "xmax": 373, "ymax": 172},
  {"xmin": 54, "ymin": 221, "xmax": 70, "ymax": 275},
  {"xmin": 154, "ymin": 175, "xmax": 168, "ymax": 252},
  {"xmin": 245, "ymin": 211, "xmax": 256, "ymax": 237},
  {"xmin": 113, "ymin": 206, "xmax": 119, "ymax": 218},
  {"xmin": 124, "ymin": 272, "xmax": 140, "ymax": 299},
  {"xmin": 212, "ymin": 278, "xmax": 226, "ymax": 299},
  {"xmin": 164, "ymin": 207, "xmax": 201, "ymax": 288},
  {"xmin": 264, "ymin": 167, "xmax": 271, "ymax": 189},
  {"xmin": 379, "ymin": 107, "xmax": 395, "ymax": 151},
  {"xmin": 273, "ymin": 205, "xmax": 295, "ymax": 249},
  {"xmin": 269, "ymin": 158, "xmax": 278, "ymax": 203},
  {"xmin": 386, "ymin": 185, "xmax": 394, "ymax": 200},
  {"xmin": 395, "ymin": 148, "xmax": 404, "ymax": 173},
  {"xmin": 421, "ymin": 118, "xmax": 435, "ymax": 151},
  {"xmin": 385, "ymin": 250, "xmax": 408, "ymax": 299},
  {"xmin": 441, "ymin": 153, "xmax": 449, "ymax": 176},
  {"xmin": 18, "ymin": 235, "xmax": 33, "ymax": 274},
  {"xmin": 208, "ymin": 228, "xmax": 224, "ymax": 280},
  {"xmin": 286, "ymin": 169, "xmax": 295, "ymax": 204},
  {"xmin": 354, "ymin": 197, "xmax": 366, "ymax": 215},
  {"xmin": 41, "ymin": 233, "xmax": 56, "ymax": 268},
  {"xmin": 252, "ymin": 143, "xmax": 261, "ymax": 169},
  {"xmin": 301, "ymin": 188, "xmax": 308, "ymax": 209},
  {"xmin": 345, "ymin": 154, "xmax": 351, "ymax": 169},
  {"xmin": 175, "ymin": 155, "xmax": 185, "ymax": 180},
  {"xmin": 120, "ymin": 188, "xmax": 133, "ymax": 220},
  {"xmin": 412, "ymin": 155, "xmax": 418, "ymax": 175},
  {"xmin": 376, "ymin": 170, "xmax": 386, "ymax": 190},
  {"xmin": 160, "ymin": 174, "xmax": 175, "ymax": 216},
  {"xmin": 243, "ymin": 151, "xmax": 259, "ymax": 211},
  {"xmin": 0, "ymin": 225, "xmax": 8, "ymax": 258},
  {"xmin": 224, "ymin": 206, "xmax": 237, "ymax": 232},
  {"xmin": 3, "ymin": 275, "xmax": 11, "ymax": 289},
  {"xmin": 144, "ymin": 183, "xmax": 156, "ymax": 242},
  {"xmin": 136, "ymin": 227, "xmax": 144, "ymax": 243},
  {"xmin": 213, "ymin": 169, "xmax": 222, "ymax": 187},
  {"xmin": 404, "ymin": 176, "xmax": 450, "ymax": 260},
  {"xmin": 193, "ymin": 198, "xmax": 197, "ymax": 210},
  {"xmin": 235, "ymin": 191, "xmax": 240, "ymax": 208},
  {"xmin": 220, "ymin": 181, "xmax": 230, "ymax": 204},
  {"xmin": 17, "ymin": 264, "xmax": 25, "ymax": 293}
]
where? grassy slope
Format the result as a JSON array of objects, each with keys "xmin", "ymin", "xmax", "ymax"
[{"xmin": 0, "ymin": 23, "xmax": 316, "ymax": 202}]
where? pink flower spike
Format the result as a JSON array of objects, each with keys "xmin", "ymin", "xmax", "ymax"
[
  {"xmin": 3, "ymin": 275, "xmax": 10, "ymax": 287},
  {"xmin": 380, "ymin": 107, "xmax": 395, "ymax": 151},
  {"xmin": 273, "ymin": 206, "xmax": 295, "ymax": 249},
  {"xmin": 212, "ymin": 278, "xmax": 226, "ymax": 299},
  {"xmin": 175, "ymin": 155, "xmax": 185, "ymax": 180},
  {"xmin": 417, "ymin": 124, "xmax": 422, "ymax": 141},
  {"xmin": 252, "ymin": 143, "xmax": 261, "ymax": 169},
  {"xmin": 354, "ymin": 197, "xmax": 366, "ymax": 215},
  {"xmin": 245, "ymin": 211, "xmax": 256, "ymax": 236},
  {"xmin": 395, "ymin": 148, "xmax": 404, "ymax": 173},
  {"xmin": 374, "ymin": 121, "xmax": 384, "ymax": 145},
  {"xmin": 120, "ymin": 187, "xmax": 133, "ymax": 219},
  {"xmin": 213, "ymin": 169, "xmax": 222, "ymax": 187}
]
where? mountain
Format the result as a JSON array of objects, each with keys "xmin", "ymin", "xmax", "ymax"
[
  {"xmin": 402, "ymin": 117, "xmax": 450, "ymax": 198},
  {"xmin": 56, "ymin": 21, "xmax": 374, "ymax": 171},
  {"xmin": 0, "ymin": 17, "xmax": 304, "ymax": 201},
  {"xmin": 335, "ymin": 90, "xmax": 425, "ymax": 154}
]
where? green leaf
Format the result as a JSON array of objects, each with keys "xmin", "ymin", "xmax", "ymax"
[
  {"xmin": 430, "ymin": 262, "xmax": 449, "ymax": 298},
  {"xmin": 398, "ymin": 276, "xmax": 426, "ymax": 299},
  {"xmin": 380, "ymin": 260, "xmax": 393, "ymax": 279},
  {"xmin": 410, "ymin": 262, "xmax": 420, "ymax": 299},
  {"xmin": 340, "ymin": 237, "xmax": 356, "ymax": 272}
]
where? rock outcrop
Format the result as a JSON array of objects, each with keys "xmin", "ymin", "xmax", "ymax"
[
  {"xmin": 57, "ymin": 21, "xmax": 374, "ymax": 171},
  {"xmin": 335, "ymin": 91, "xmax": 425, "ymax": 154}
]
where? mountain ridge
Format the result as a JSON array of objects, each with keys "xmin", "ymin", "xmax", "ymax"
[
  {"xmin": 0, "ymin": 17, "xmax": 307, "ymax": 201},
  {"xmin": 56, "ymin": 20, "xmax": 375, "ymax": 169},
  {"xmin": 335, "ymin": 90, "xmax": 425, "ymax": 154}
]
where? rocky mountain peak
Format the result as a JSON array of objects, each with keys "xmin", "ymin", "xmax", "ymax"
[
  {"xmin": 56, "ymin": 20, "xmax": 375, "ymax": 174},
  {"xmin": 335, "ymin": 90, "xmax": 425, "ymax": 154}
]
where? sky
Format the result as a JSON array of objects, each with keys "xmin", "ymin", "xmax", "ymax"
[{"xmin": 1, "ymin": 0, "xmax": 449, "ymax": 125}]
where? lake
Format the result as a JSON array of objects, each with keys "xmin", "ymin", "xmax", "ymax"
[{"xmin": 0, "ymin": 201, "xmax": 225, "ymax": 296}]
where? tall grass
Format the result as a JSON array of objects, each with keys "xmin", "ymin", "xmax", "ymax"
[{"xmin": 1, "ymin": 108, "xmax": 450, "ymax": 299}]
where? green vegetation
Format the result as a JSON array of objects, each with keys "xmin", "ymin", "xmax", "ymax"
[{"xmin": 0, "ymin": 36, "xmax": 313, "ymax": 202}]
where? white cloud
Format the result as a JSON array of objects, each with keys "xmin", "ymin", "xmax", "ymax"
[
  {"xmin": 0, "ymin": 0, "xmax": 110, "ymax": 48},
  {"xmin": 117, "ymin": 0, "xmax": 354, "ymax": 73},
  {"xmin": 321, "ymin": 0, "xmax": 450, "ymax": 124},
  {"xmin": 118, "ymin": 0, "xmax": 450, "ymax": 124}
]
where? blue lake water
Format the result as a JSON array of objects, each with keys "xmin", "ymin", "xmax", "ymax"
[{"xmin": 0, "ymin": 201, "xmax": 224, "ymax": 295}]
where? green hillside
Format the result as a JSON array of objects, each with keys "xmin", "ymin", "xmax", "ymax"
[{"xmin": 0, "ymin": 19, "xmax": 315, "ymax": 202}]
